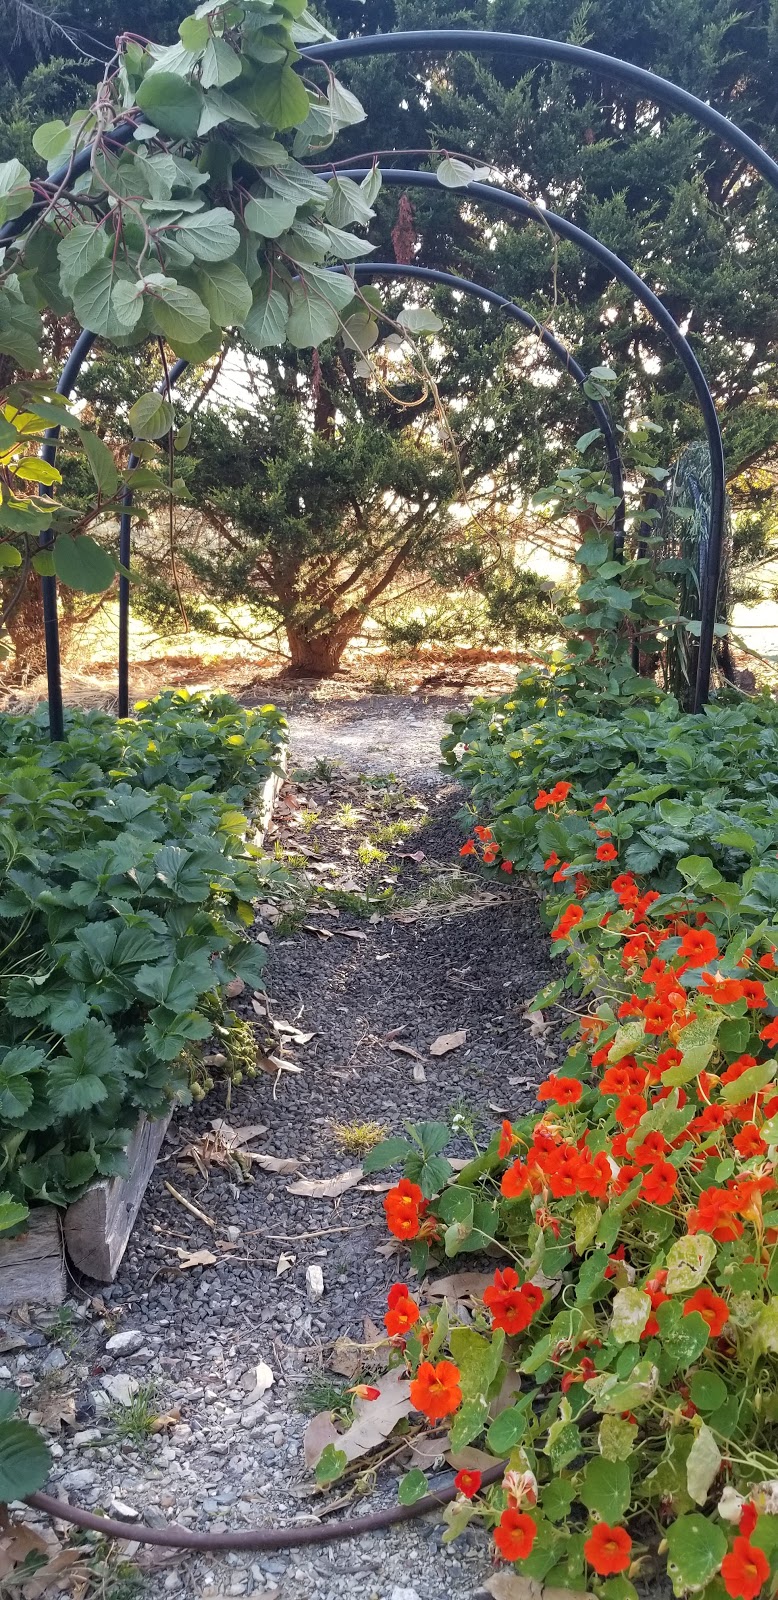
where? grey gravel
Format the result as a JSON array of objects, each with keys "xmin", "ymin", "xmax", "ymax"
[{"xmin": 14, "ymin": 704, "xmax": 562, "ymax": 1600}]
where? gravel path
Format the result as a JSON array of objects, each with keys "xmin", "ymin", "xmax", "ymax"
[{"xmin": 12, "ymin": 706, "xmax": 561, "ymax": 1600}]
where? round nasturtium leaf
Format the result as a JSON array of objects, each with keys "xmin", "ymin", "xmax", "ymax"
[
  {"xmin": 665, "ymin": 1513, "xmax": 727, "ymax": 1593},
  {"xmin": 689, "ymin": 1370, "xmax": 728, "ymax": 1413},
  {"xmin": 0, "ymin": 1419, "xmax": 51, "ymax": 1500}
]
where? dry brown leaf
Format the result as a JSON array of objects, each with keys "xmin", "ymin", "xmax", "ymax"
[
  {"xmin": 150, "ymin": 1407, "xmax": 181, "ymax": 1433},
  {"xmin": 176, "ymin": 1248, "xmax": 217, "ymax": 1269},
  {"xmin": 385, "ymin": 1041, "xmax": 423, "ymax": 1061},
  {"xmin": 328, "ymin": 1366, "xmax": 413, "ymax": 1464},
  {"xmin": 448, "ymin": 1444, "xmax": 497, "ymax": 1472},
  {"xmin": 426, "ymin": 1270, "xmax": 493, "ymax": 1303},
  {"xmin": 28, "ymin": 1393, "xmax": 75, "ymax": 1432},
  {"xmin": 251, "ymin": 998, "xmax": 267, "ymax": 1017},
  {"xmin": 303, "ymin": 925, "xmax": 334, "ymax": 939},
  {"xmin": 413, "ymin": 1062, "xmax": 427, "ymax": 1083},
  {"xmin": 328, "ymin": 1336, "xmax": 364, "ymax": 1380},
  {"xmin": 395, "ymin": 849, "xmax": 426, "ymax": 863},
  {"xmin": 358, "ymin": 1179, "xmax": 394, "ymax": 1193},
  {"xmin": 286, "ymin": 1166, "xmax": 363, "ymax": 1199},
  {"xmin": 249, "ymin": 1153, "xmax": 302, "ymax": 1174},
  {"xmin": 429, "ymin": 1029, "xmax": 467, "ymax": 1057},
  {"xmin": 210, "ymin": 1119, "xmax": 268, "ymax": 1150},
  {"xmin": 256, "ymin": 931, "xmax": 271, "ymax": 947},
  {"xmin": 484, "ymin": 1581, "xmax": 594, "ymax": 1600},
  {"xmin": 374, "ymin": 1240, "xmax": 400, "ymax": 1258},
  {"xmin": 267, "ymin": 1055, "xmax": 303, "ymax": 1074},
  {"xmin": 276, "ymin": 1252, "xmax": 295, "ymax": 1277},
  {"xmin": 408, "ymin": 1434, "xmax": 447, "ymax": 1469},
  {"xmin": 274, "ymin": 1022, "xmax": 317, "ymax": 1045},
  {"xmin": 303, "ymin": 1409, "xmax": 341, "ymax": 1469},
  {"xmin": 337, "ymin": 929, "xmax": 368, "ymax": 941}
]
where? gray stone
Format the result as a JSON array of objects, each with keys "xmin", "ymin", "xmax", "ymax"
[
  {"xmin": 42, "ymin": 1347, "xmax": 67, "ymax": 1373},
  {"xmin": 100, "ymin": 1373, "xmax": 139, "ymax": 1407},
  {"xmin": 109, "ymin": 1497, "xmax": 140, "ymax": 1521},
  {"xmin": 105, "ymin": 1329, "xmax": 145, "ymax": 1356}
]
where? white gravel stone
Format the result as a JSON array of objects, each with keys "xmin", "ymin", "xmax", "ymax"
[
  {"xmin": 73, "ymin": 1428, "xmax": 102, "ymax": 1447},
  {"xmin": 306, "ymin": 1264, "xmax": 324, "ymax": 1301},
  {"xmin": 100, "ymin": 1373, "xmax": 139, "ymax": 1407},
  {"xmin": 105, "ymin": 1329, "xmax": 145, "ymax": 1356},
  {"xmin": 109, "ymin": 1497, "xmax": 140, "ymax": 1521}
]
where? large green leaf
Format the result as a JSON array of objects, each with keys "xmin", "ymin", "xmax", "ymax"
[
  {"xmin": 665, "ymin": 1515, "xmax": 726, "ymax": 1596},
  {"xmin": 72, "ymin": 259, "xmax": 142, "ymax": 338},
  {"xmin": 579, "ymin": 1457, "xmax": 631, "ymax": 1523},
  {"xmin": 194, "ymin": 261, "xmax": 253, "ymax": 328},
  {"xmin": 176, "ymin": 208, "xmax": 240, "ymax": 262},
  {"xmin": 129, "ymin": 392, "xmax": 174, "ymax": 442},
  {"xmin": 144, "ymin": 276, "xmax": 212, "ymax": 347},
  {"xmin": 244, "ymin": 195, "xmax": 298, "ymax": 238},
  {"xmin": 0, "ymin": 1418, "xmax": 51, "ymax": 1500},
  {"xmin": 136, "ymin": 72, "xmax": 204, "ymax": 138},
  {"xmin": 54, "ymin": 534, "xmax": 115, "ymax": 594},
  {"xmin": 244, "ymin": 285, "xmax": 290, "ymax": 349},
  {"xmin": 81, "ymin": 429, "xmax": 119, "ymax": 497},
  {"xmin": 251, "ymin": 64, "xmax": 311, "ymax": 130},
  {"xmin": 57, "ymin": 224, "xmax": 109, "ymax": 294},
  {"xmin": 0, "ymin": 159, "xmax": 33, "ymax": 226},
  {"xmin": 286, "ymin": 289, "xmax": 339, "ymax": 347}
]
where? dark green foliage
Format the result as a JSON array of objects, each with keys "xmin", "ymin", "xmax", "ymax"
[{"xmin": 0, "ymin": 690, "xmax": 286, "ymax": 1226}]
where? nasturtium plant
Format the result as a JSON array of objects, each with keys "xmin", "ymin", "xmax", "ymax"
[{"xmin": 305, "ymin": 655, "xmax": 778, "ymax": 1598}]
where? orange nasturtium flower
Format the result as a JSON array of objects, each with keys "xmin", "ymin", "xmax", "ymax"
[
  {"xmin": 537, "ymin": 1073, "xmax": 583, "ymax": 1106},
  {"xmin": 683, "ymin": 1287, "xmax": 730, "ymax": 1338},
  {"xmin": 459, "ymin": 839, "xmax": 477, "ymax": 856},
  {"xmin": 453, "ymin": 1469, "xmax": 482, "ymax": 1499},
  {"xmin": 498, "ymin": 1119, "xmax": 516, "ymax": 1159},
  {"xmin": 596, "ymin": 841, "xmax": 618, "ymax": 862},
  {"xmin": 584, "ymin": 1523, "xmax": 633, "ymax": 1575},
  {"xmin": 483, "ymin": 1267, "xmax": 544, "ymax": 1336},
  {"xmin": 409, "ymin": 1359, "xmax": 462, "ymax": 1422},
  {"xmin": 384, "ymin": 1282, "xmax": 420, "ymax": 1338},
  {"xmin": 721, "ymin": 1538, "xmax": 770, "ymax": 1600},
  {"xmin": 593, "ymin": 796, "xmax": 610, "ymax": 812},
  {"xmin": 494, "ymin": 1509, "xmax": 537, "ymax": 1562},
  {"xmin": 383, "ymin": 1177, "xmax": 424, "ymax": 1240}
]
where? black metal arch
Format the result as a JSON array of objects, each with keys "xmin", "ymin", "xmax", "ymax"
[
  {"xmin": 110, "ymin": 261, "xmax": 625, "ymax": 716},
  {"xmin": 339, "ymin": 169, "xmax": 725, "ymax": 712},
  {"xmin": 4, "ymin": 27, "xmax": 769, "ymax": 730}
]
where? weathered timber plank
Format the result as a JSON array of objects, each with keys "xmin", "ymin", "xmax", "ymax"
[
  {"xmin": 0, "ymin": 1208, "xmax": 65, "ymax": 1310},
  {"xmin": 64, "ymin": 1112, "xmax": 172, "ymax": 1282}
]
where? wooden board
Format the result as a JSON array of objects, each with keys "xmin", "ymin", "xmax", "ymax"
[
  {"xmin": 256, "ymin": 751, "xmax": 287, "ymax": 844},
  {"xmin": 64, "ymin": 1112, "xmax": 172, "ymax": 1283},
  {"xmin": 0, "ymin": 1208, "xmax": 65, "ymax": 1310}
]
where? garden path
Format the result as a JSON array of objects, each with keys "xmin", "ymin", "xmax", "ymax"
[{"xmin": 17, "ymin": 697, "xmax": 561, "ymax": 1600}]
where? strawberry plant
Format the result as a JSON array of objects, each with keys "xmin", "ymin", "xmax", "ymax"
[{"xmin": 0, "ymin": 690, "xmax": 285, "ymax": 1230}]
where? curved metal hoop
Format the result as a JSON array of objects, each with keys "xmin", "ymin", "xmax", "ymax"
[
  {"xmin": 5, "ymin": 27, "xmax": 764, "ymax": 727},
  {"xmin": 111, "ymin": 262, "xmax": 625, "ymax": 716},
  {"xmin": 301, "ymin": 31, "xmax": 778, "ymax": 193},
  {"xmin": 342, "ymin": 168, "xmax": 725, "ymax": 712}
]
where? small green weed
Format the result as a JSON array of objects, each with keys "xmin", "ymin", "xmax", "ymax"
[
  {"xmin": 369, "ymin": 819, "xmax": 415, "ymax": 846},
  {"xmin": 332, "ymin": 1119, "xmax": 389, "ymax": 1155},
  {"xmin": 111, "ymin": 1382, "xmax": 159, "ymax": 1444},
  {"xmin": 296, "ymin": 1376, "xmax": 350, "ymax": 1416},
  {"xmin": 334, "ymin": 801, "xmax": 361, "ymax": 829},
  {"xmin": 299, "ymin": 808, "xmax": 320, "ymax": 833},
  {"xmin": 357, "ymin": 841, "xmax": 387, "ymax": 867}
]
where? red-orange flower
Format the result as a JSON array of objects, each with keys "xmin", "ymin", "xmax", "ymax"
[
  {"xmin": 721, "ymin": 1538, "xmax": 770, "ymax": 1600},
  {"xmin": 474, "ymin": 825, "xmax": 493, "ymax": 842},
  {"xmin": 460, "ymin": 839, "xmax": 476, "ymax": 856},
  {"xmin": 734, "ymin": 1124, "xmax": 767, "ymax": 1159},
  {"xmin": 593, "ymin": 797, "xmax": 610, "ymax": 813},
  {"xmin": 409, "ymin": 1359, "xmax": 462, "ymax": 1422},
  {"xmin": 643, "ymin": 999, "xmax": 675, "ymax": 1036},
  {"xmin": 552, "ymin": 862, "xmax": 572, "ymax": 882},
  {"xmin": 544, "ymin": 852, "xmax": 560, "ymax": 870},
  {"xmin": 454, "ymin": 1469, "xmax": 482, "ymax": 1499},
  {"xmin": 678, "ymin": 927, "xmax": 720, "ymax": 965},
  {"xmin": 683, "ymin": 1287, "xmax": 729, "ymax": 1337},
  {"xmin": 740, "ymin": 1504, "xmax": 758, "ymax": 1539},
  {"xmin": 494, "ymin": 1509, "xmax": 537, "ymax": 1562},
  {"xmin": 584, "ymin": 1523, "xmax": 633, "ymax": 1575},
  {"xmin": 384, "ymin": 1178, "xmax": 425, "ymax": 1240},
  {"xmin": 596, "ymin": 841, "xmax": 618, "ymax": 863},
  {"xmin": 761, "ymin": 1018, "xmax": 778, "ymax": 1047},
  {"xmin": 640, "ymin": 1160, "xmax": 678, "ymax": 1205},
  {"xmin": 498, "ymin": 1119, "xmax": 516, "ymax": 1159},
  {"xmin": 537, "ymin": 1073, "xmax": 583, "ymax": 1106},
  {"xmin": 384, "ymin": 1282, "xmax": 420, "ymax": 1338},
  {"xmin": 551, "ymin": 905, "xmax": 584, "ymax": 940},
  {"xmin": 483, "ymin": 1266, "xmax": 544, "ymax": 1336},
  {"xmin": 614, "ymin": 1092, "xmax": 647, "ymax": 1128},
  {"xmin": 501, "ymin": 860, "xmax": 514, "ymax": 874}
]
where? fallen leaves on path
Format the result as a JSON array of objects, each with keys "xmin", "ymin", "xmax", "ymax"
[
  {"xmin": 429, "ymin": 1029, "xmax": 467, "ymax": 1057},
  {"xmin": 175, "ymin": 1247, "xmax": 218, "ymax": 1269},
  {"xmin": 304, "ymin": 1367, "xmax": 414, "ymax": 1468},
  {"xmin": 484, "ymin": 1579, "xmax": 595, "ymax": 1600},
  {"xmin": 286, "ymin": 1166, "xmax": 363, "ymax": 1199},
  {"xmin": 426, "ymin": 1270, "xmax": 493, "ymax": 1303}
]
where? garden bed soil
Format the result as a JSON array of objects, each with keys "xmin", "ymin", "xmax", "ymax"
[{"xmin": 9, "ymin": 732, "xmax": 563, "ymax": 1600}]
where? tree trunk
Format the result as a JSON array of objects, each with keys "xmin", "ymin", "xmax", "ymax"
[
  {"xmin": 3, "ymin": 571, "xmax": 47, "ymax": 679},
  {"xmin": 284, "ymin": 623, "xmax": 352, "ymax": 675}
]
